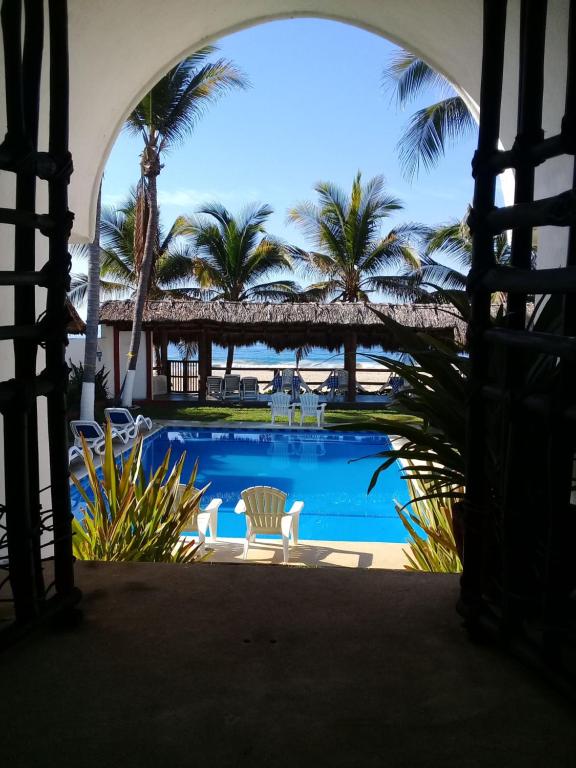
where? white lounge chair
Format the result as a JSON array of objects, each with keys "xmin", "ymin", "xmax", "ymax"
[
  {"xmin": 268, "ymin": 392, "xmax": 296, "ymax": 426},
  {"xmin": 297, "ymin": 393, "xmax": 327, "ymax": 427},
  {"xmin": 241, "ymin": 376, "xmax": 259, "ymax": 401},
  {"xmin": 69, "ymin": 420, "xmax": 128, "ymax": 455},
  {"xmin": 206, "ymin": 376, "xmax": 223, "ymax": 399},
  {"xmin": 234, "ymin": 486, "xmax": 304, "ymax": 564},
  {"xmin": 104, "ymin": 407, "xmax": 152, "ymax": 438},
  {"xmin": 222, "ymin": 374, "xmax": 241, "ymax": 400},
  {"xmin": 178, "ymin": 486, "xmax": 222, "ymax": 551},
  {"xmin": 68, "ymin": 444, "xmax": 91, "ymax": 464}
]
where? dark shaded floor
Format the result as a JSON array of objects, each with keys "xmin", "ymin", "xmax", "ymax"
[{"xmin": 2, "ymin": 561, "xmax": 575, "ymax": 767}]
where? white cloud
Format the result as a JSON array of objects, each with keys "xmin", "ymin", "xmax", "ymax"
[{"xmin": 157, "ymin": 186, "xmax": 263, "ymax": 210}]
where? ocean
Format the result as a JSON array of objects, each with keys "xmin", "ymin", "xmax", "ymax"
[{"xmin": 167, "ymin": 341, "xmax": 404, "ymax": 369}]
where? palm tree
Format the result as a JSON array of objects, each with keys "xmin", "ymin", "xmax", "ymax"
[
  {"xmin": 287, "ymin": 172, "xmax": 422, "ymax": 302},
  {"xmin": 120, "ymin": 48, "xmax": 247, "ymax": 406},
  {"xmin": 79, "ymin": 182, "xmax": 102, "ymax": 421},
  {"xmin": 187, "ymin": 203, "xmax": 298, "ymax": 372},
  {"xmin": 383, "ymin": 50, "xmax": 476, "ymax": 180},
  {"xmin": 69, "ymin": 192, "xmax": 200, "ymax": 304},
  {"xmin": 398, "ymin": 215, "xmax": 512, "ymax": 302}
]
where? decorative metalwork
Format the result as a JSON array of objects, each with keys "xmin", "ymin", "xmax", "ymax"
[
  {"xmin": 462, "ymin": 0, "xmax": 576, "ymax": 688},
  {"xmin": 0, "ymin": 0, "xmax": 80, "ymax": 648}
]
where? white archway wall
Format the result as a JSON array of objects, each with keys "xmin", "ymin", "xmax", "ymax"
[
  {"xmin": 0, "ymin": 0, "xmax": 573, "ymax": 508},
  {"xmin": 68, "ymin": 0, "xmax": 486, "ymax": 239}
]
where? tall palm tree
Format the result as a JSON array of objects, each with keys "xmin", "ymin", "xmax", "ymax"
[
  {"xmin": 287, "ymin": 172, "xmax": 422, "ymax": 302},
  {"xmin": 120, "ymin": 48, "xmax": 247, "ymax": 406},
  {"xmin": 187, "ymin": 203, "xmax": 298, "ymax": 372},
  {"xmin": 69, "ymin": 192, "xmax": 200, "ymax": 304},
  {"xmin": 383, "ymin": 50, "xmax": 476, "ymax": 180},
  {"xmin": 79, "ymin": 182, "xmax": 102, "ymax": 421}
]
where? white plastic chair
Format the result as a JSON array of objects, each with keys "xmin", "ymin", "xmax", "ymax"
[
  {"xmin": 297, "ymin": 393, "xmax": 327, "ymax": 427},
  {"xmin": 268, "ymin": 392, "xmax": 296, "ymax": 426},
  {"xmin": 241, "ymin": 376, "xmax": 259, "ymax": 401},
  {"xmin": 234, "ymin": 486, "xmax": 304, "ymax": 564},
  {"xmin": 69, "ymin": 420, "xmax": 128, "ymax": 455},
  {"xmin": 178, "ymin": 486, "xmax": 222, "ymax": 551},
  {"xmin": 104, "ymin": 407, "xmax": 152, "ymax": 438},
  {"xmin": 222, "ymin": 374, "xmax": 241, "ymax": 400}
]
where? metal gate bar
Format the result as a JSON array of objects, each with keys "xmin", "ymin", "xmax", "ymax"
[
  {"xmin": 463, "ymin": 0, "xmax": 576, "ymax": 682},
  {"xmin": 0, "ymin": 0, "xmax": 80, "ymax": 647}
]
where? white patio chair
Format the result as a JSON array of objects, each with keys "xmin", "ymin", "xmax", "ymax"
[
  {"xmin": 178, "ymin": 486, "xmax": 222, "ymax": 551},
  {"xmin": 268, "ymin": 392, "xmax": 297, "ymax": 426},
  {"xmin": 234, "ymin": 485, "xmax": 304, "ymax": 564},
  {"xmin": 241, "ymin": 376, "xmax": 259, "ymax": 401},
  {"xmin": 297, "ymin": 393, "xmax": 327, "ymax": 427},
  {"xmin": 104, "ymin": 407, "xmax": 152, "ymax": 438},
  {"xmin": 222, "ymin": 374, "xmax": 241, "ymax": 400},
  {"xmin": 206, "ymin": 376, "xmax": 223, "ymax": 399},
  {"xmin": 69, "ymin": 420, "xmax": 128, "ymax": 455}
]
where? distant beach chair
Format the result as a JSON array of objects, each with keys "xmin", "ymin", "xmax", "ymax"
[
  {"xmin": 241, "ymin": 376, "xmax": 259, "ymax": 401},
  {"xmin": 222, "ymin": 374, "xmax": 241, "ymax": 400},
  {"xmin": 69, "ymin": 420, "xmax": 128, "ymax": 455},
  {"xmin": 234, "ymin": 485, "xmax": 304, "ymax": 564},
  {"xmin": 207, "ymin": 376, "xmax": 223, "ymax": 399},
  {"xmin": 335, "ymin": 369, "xmax": 349, "ymax": 396},
  {"xmin": 281, "ymin": 369, "xmax": 294, "ymax": 393},
  {"xmin": 104, "ymin": 407, "xmax": 152, "ymax": 438},
  {"xmin": 268, "ymin": 392, "xmax": 297, "ymax": 426},
  {"xmin": 297, "ymin": 393, "xmax": 327, "ymax": 427},
  {"xmin": 378, "ymin": 374, "xmax": 408, "ymax": 396}
]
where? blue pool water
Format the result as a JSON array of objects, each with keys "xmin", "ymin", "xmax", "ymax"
[{"xmin": 70, "ymin": 427, "xmax": 410, "ymax": 542}]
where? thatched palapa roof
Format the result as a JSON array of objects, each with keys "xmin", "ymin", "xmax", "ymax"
[
  {"xmin": 99, "ymin": 299, "xmax": 466, "ymax": 352},
  {"xmin": 66, "ymin": 298, "xmax": 86, "ymax": 334}
]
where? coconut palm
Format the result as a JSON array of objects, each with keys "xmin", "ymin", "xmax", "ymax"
[
  {"xmin": 69, "ymin": 192, "xmax": 201, "ymax": 304},
  {"xmin": 187, "ymin": 202, "xmax": 299, "ymax": 372},
  {"xmin": 383, "ymin": 50, "xmax": 476, "ymax": 180},
  {"xmin": 79, "ymin": 182, "xmax": 102, "ymax": 421},
  {"xmin": 401, "ymin": 216, "xmax": 512, "ymax": 300},
  {"xmin": 120, "ymin": 47, "xmax": 247, "ymax": 406},
  {"xmin": 287, "ymin": 172, "xmax": 422, "ymax": 303}
]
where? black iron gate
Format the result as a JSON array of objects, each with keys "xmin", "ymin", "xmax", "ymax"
[
  {"xmin": 462, "ymin": 0, "xmax": 576, "ymax": 685},
  {"xmin": 0, "ymin": 0, "xmax": 80, "ymax": 646}
]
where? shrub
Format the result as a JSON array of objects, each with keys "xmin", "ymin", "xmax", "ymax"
[
  {"xmin": 71, "ymin": 424, "xmax": 207, "ymax": 562},
  {"xmin": 67, "ymin": 361, "xmax": 110, "ymax": 411}
]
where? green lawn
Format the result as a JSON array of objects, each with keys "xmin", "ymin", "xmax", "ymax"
[{"xmin": 138, "ymin": 403, "xmax": 415, "ymax": 431}]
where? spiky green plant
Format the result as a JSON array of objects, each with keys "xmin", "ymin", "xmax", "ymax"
[
  {"xmin": 395, "ymin": 461, "xmax": 462, "ymax": 573},
  {"xmin": 71, "ymin": 425, "xmax": 207, "ymax": 562}
]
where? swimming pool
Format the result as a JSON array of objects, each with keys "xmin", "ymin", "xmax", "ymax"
[{"xmin": 70, "ymin": 427, "xmax": 410, "ymax": 543}]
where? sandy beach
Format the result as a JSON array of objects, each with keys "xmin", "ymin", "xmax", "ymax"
[{"xmin": 208, "ymin": 363, "xmax": 394, "ymax": 394}]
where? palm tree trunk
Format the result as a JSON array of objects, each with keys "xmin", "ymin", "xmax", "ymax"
[
  {"xmin": 80, "ymin": 182, "xmax": 102, "ymax": 420},
  {"xmin": 225, "ymin": 343, "xmax": 235, "ymax": 375},
  {"xmin": 122, "ymin": 154, "xmax": 160, "ymax": 407}
]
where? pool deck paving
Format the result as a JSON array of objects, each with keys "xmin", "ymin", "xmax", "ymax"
[
  {"xmin": 2, "ymin": 561, "xmax": 575, "ymax": 767},
  {"xmin": 194, "ymin": 536, "xmax": 410, "ymax": 569}
]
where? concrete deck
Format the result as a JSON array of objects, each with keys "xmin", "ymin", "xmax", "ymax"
[
  {"xmin": 198, "ymin": 537, "xmax": 410, "ymax": 569},
  {"xmin": 2, "ymin": 561, "xmax": 574, "ymax": 767}
]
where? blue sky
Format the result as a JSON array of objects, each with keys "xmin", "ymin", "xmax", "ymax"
[{"xmin": 100, "ymin": 17, "xmax": 480, "ymax": 257}]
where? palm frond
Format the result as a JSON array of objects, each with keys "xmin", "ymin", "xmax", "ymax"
[{"xmin": 382, "ymin": 50, "xmax": 454, "ymax": 105}]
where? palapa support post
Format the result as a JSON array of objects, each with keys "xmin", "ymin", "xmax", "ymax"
[
  {"xmin": 160, "ymin": 330, "xmax": 168, "ymax": 377},
  {"xmin": 197, "ymin": 332, "xmax": 208, "ymax": 403},
  {"xmin": 344, "ymin": 331, "xmax": 357, "ymax": 403}
]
